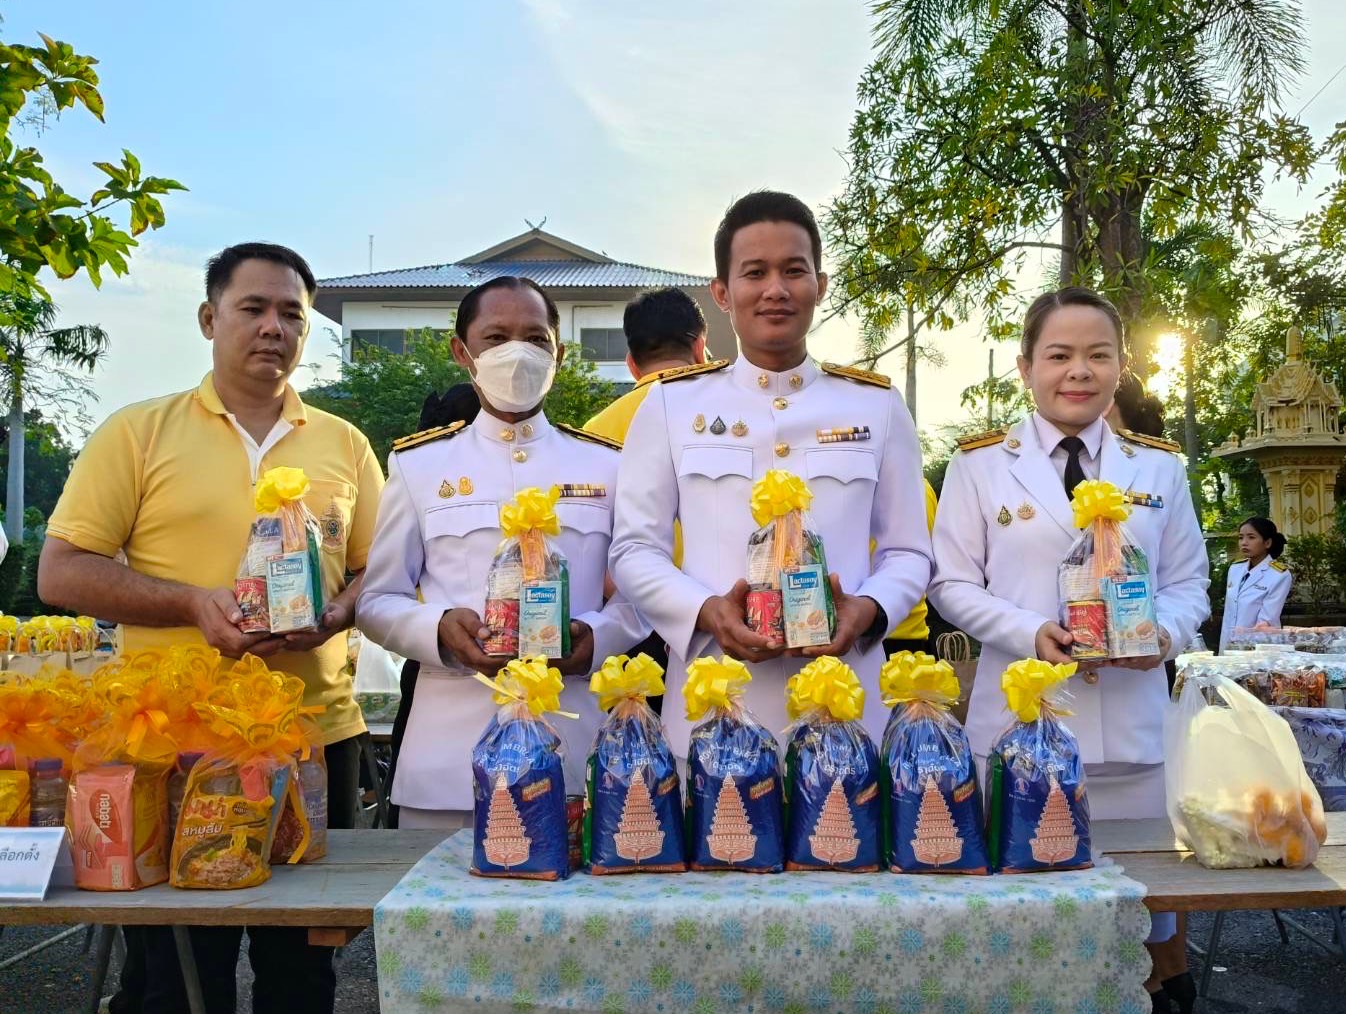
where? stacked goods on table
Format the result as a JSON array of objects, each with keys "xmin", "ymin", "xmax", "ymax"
[
  {"xmin": 235, "ymin": 467, "xmax": 324, "ymax": 634},
  {"xmin": 1167, "ymin": 669, "xmax": 1328, "ymax": 868},
  {"xmin": 0, "ymin": 646, "xmax": 326, "ymax": 889},
  {"xmin": 880, "ymin": 652, "xmax": 988, "ymax": 874},
  {"xmin": 1226, "ymin": 625, "xmax": 1346, "ymax": 654},
  {"xmin": 584, "ymin": 653, "xmax": 685, "ymax": 874},
  {"xmin": 684, "ymin": 656, "xmax": 785, "ymax": 872},
  {"xmin": 1057, "ymin": 481, "xmax": 1158, "ymax": 664},
  {"xmin": 986, "ymin": 659, "xmax": 1092, "ymax": 873},
  {"xmin": 470, "ymin": 657, "xmax": 571, "ymax": 880},
  {"xmin": 1175, "ymin": 652, "xmax": 1346, "ymax": 810},
  {"xmin": 744, "ymin": 471, "xmax": 835, "ymax": 649},
  {"xmin": 781, "ymin": 657, "xmax": 880, "ymax": 872},
  {"xmin": 0, "ymin": 614, "xmax": 100, "ymax": 655},
  {"xmin": 483, "ymin": 487, "xmax": 571, "ymax": 659}
]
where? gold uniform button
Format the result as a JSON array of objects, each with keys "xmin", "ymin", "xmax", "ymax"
[
  {"xmin": 500, "ymin": 429, "xmax": 516, "ymax": 442},
  {"xmin": 789, "ymin": 374, "xmax": 803, "ymax": 389},
  {"xmin": 512, "ymin": 449, "xmax": 527, "ymax": 463},
  {"xmin": 775, "ymin": 442, "xmax": 789, "ymax": 458},
  {"xmin": 773, "ymin": 397, "xmax": 788, "ymax": 410},
  {"xmin": 521, "ymin": 423, "xmax": 534, "ymax": 438},
  {"xmin": 757, "ymin": 374, "xmax": 769, "ymax": 389}
]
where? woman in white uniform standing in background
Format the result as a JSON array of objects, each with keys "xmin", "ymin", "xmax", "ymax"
[
  {"xmin": 1219, "ymin": 516, "xmax": 1292, "ymax": 652},
  {"xmin": 930, "ymin": 287, "xmax": 1209, "ymax": 1013}
]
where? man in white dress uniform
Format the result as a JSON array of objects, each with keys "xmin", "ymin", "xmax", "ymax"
[
  {"xmin": 610, "ymin": 191, "xmax": 932, "ymax": 752},
  {"xmin": 357, "ymin": 277, "xmax": 648, "ymax": 828}
]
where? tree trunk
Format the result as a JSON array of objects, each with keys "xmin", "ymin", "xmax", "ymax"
[
  {"xmin": 905, "ymin": 302, "xmax": 918, "ymax": 425},
  {"xmin": 1095, "ymin": 187, "xmax": 1149, "ymax": 373},
  {"xmin": 1183, "ymin": 328, "xmax": 1201, "ymax": 512},
  {"xmin": 6, "ymin": 392, "xmax": 24, "ymax": 547},
  {"xmin": 986, "ymin": 349, "xmax": 996, "ymax": 429}
]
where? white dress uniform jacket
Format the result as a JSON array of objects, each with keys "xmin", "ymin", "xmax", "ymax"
[
  {"xmin": 356, "ymin": 411, "xmax": 649, "ymax": 811},
  {"xmin": 929, "ymin": 414, "xmax": 1210, "ymax": 766},
  {"xmin": 1219, "ymin": 557, "xmax": 1293, "ymax": 651},
  {"xmin": 610, "ymin": 356, "xmax": 933, "ymax": 753}
]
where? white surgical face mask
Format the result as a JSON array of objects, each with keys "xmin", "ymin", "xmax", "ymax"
[{"xmin": 466, "ymin": 340, "xmax": 558, "ymax": 413}]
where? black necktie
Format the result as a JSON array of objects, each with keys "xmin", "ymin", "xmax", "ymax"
[{"xmin": 1059, "ymin": 436, "xmax": 1086, "ymax": 498}]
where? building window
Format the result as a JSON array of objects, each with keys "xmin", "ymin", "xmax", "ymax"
[
  {"xmin": 351, "ymin": 329, "xmax": 408, "ymax": 355},
  {"xmin": 580, "ymin": 327, "xmax": 627, "ymax": 362}
]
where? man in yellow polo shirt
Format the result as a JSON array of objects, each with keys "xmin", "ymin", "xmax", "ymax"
[{"xmin": 39, "ymin": 242, "xmax": 383, "ymax": 1014}]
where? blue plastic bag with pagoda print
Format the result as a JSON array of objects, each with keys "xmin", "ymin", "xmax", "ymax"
[
  {"xmin": 584, "ymin": 654, "xmax": 685, "ymax": 874},
  {"xmin": 782, "ymin": 657, "xmax": 881, "ymax": 872},
  {"xmin": 987, "ymin": 659, "xmax": 1092, "ymax": 873},
  {"xmin": 470, "ymin": 658, "xmax": 570, "ymax": 880},
  {"xmin": 879, "ymin": 652, "xmax": 988, "ymax": 874},
  {"xmin": 684, "ymin": 656, "xmax": 784, "ymax": 873}
]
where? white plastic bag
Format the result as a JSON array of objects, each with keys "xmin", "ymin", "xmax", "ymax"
[{"xmin": 1166, "ymin": 671, "xmax": 1328, "ymax": 869}]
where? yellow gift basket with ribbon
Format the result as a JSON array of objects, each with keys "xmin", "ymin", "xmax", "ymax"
[
  {"xmin": 745, "ymin": 470, "xmax": 835, "ymax": 649},
  {"xmin": 1059, "ymin": 479, "xmax": 1158, "ymax": 661},
  {"xmin": 235, "ymin": 466, "xmax": 325, "ymax": 634},
  {"xmin": 483, "ymin": 486, "xmax": 571, "ymax": 659}
]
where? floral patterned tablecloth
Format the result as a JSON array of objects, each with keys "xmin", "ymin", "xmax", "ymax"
[{"xmin": 374, "ymin": 830, "xmax": 1151, "ymax": 1014}]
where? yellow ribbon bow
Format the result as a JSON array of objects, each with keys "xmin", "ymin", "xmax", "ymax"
[
  {"xmin": 750, "ymin": 470, "xmax": 814, "ymax": 528},
  {"xmin": 591, "ymin": 653, "xmax": 666, "ymax": 712},
  {"xmin": 786, "ymin": 655, "xmax": 865, "ymax": 722},
  {"xmin": 254, "ymin": 466, "xmax": 311, "ymax": 513},
  {"xmin": 472, "ymin": 656, "xmax": 576, "ymax": 719},
  {"xmin": 499, "ymin": 486, "xmax": 562, "ymax": 539},
  {"xmin": 1069, "ymin": 479, "xmax": 1130, "ymax": 528},
  {"xmin": 683, "ymin": 655, "xmax": 752, "ymax": 721},
  {"xmin": 879, "ymin": 650, "xmax": 960, "ymax": 709},
  {"xmin": 1000, "ymin": 657, "xmax": 1077, "ymax": 723}
]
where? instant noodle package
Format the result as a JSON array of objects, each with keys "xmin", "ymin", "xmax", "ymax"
[
  {"xmin": 745, "ymin": 471, "xmax": 835, "ymax": 649},
  {"xmin": 986, "ymin": 659, "xmax": 1092, "ymax": 873},
  {"xmin": 782, "ymin": 657, "xmax": 880, "ymax": 872},
  {"xmin": 235, "ymin": 467, "xmax": 324, "ymax": 634},
  {"xmin": 880, "ymin": 652, "xmax": 988, "ymax": 875},
  {"xmin": 1058, "ymin": 480, "xmax": 1158, "ymax": 662},
  {"xmin": 584, "ymin": 653, "xmax": 685, "ymax": 874},
  {"xmin": 470, "ymin": 657, "xmax": 571, "ymax": 880},
  {"xmin": 483, "ymin": 487, "xmax": 571, "ymax": 659},
  {"xmin": 683, "ymin": 656, "xmax": 785, "ymax": 873}
]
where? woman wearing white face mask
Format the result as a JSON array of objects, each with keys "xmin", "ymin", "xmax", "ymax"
[{"xmin": 356, "ymin": 277, "xmax": 649, "ymax": 830}]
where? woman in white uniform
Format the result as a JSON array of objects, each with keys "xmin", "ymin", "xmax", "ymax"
[
  {"xmin": 1219, "ymin": 516, "xmax": 1292, "ymax": 652},
  {"xmin": 929, "ymin": 287, "xmax": 1209, "ymax": 1013}
]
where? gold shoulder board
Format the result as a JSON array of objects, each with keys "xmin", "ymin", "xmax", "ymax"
[
  {"xmin": 956, "ymin": 428, "xmax": 1008, "ymax": 452},
  {"xmin": 391, "ymin": 419, "xmax": 467, "ymax": 453},
  {"xmin": 1271, "ymin": 559, "xmax": 1290, "ymax": 573},
  {"xmin": 1118, "ymin": 428, "xmax": 1182, "ymax": 454},
  {"xmin": 558, "ymin": 422, "xmax": 622, "ymax": 451},
  {"xmin": 656, "ymin": 359, "xmax": 731, "ymax": 384},
  {"xmin": 821, "ymin": 362, "xmax": 892, "ymax": 389}
]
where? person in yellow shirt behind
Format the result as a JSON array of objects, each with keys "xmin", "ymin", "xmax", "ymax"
[
  {"xmin": 883, "ymin": 479, "xmax": 939, "ymax": 653},
  {"xmin": 584, "ymin": 287, "xmax": 707, "ymax": 710},
  {"xmin": 38, "ymin": 242, "xmax": 384, "ymax": 1014}
]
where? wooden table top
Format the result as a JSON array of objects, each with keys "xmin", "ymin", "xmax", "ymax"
[{"xmin": 4, "ymin": 815, "xmax": 1344, "ymax": 927}]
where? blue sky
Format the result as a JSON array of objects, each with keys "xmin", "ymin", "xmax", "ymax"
[{"xmin": 6, "ymin": 0, "xmax": 1345, "ymax": 440}]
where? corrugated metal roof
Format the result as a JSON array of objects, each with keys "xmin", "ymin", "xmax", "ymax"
[{"xmin": 319, "ymin": 259, "xmax": 710, "ymax": 289}]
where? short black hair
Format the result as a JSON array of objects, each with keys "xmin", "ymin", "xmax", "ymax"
[
  {"xmin": 623, "ymin": 288, "xmax": 706, "ymax": 369},
  {"xmin": 205, "ymin": 242, "xmax": 317, "ymax": 304},
  {"xmin": 1112, "ymin": 370, "xmax": 1165, "ymax": 437},
  {"xmin": 418, "ymin": 382, "xmax": 480, "ymax": 430},
  {"xmin": 454, "ymin": 276, "xmax": 560, "ymax": 340},
  {"xmin": 713, "ymin": 190, "xmax": 823, "ymax": 281},
  {"xmin": 1021, "ymin": 286, "xmax": 1125, "ymax": 359}
]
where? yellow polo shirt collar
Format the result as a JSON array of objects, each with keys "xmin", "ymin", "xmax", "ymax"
[{"xmin": 194, "ymin": 372, "xmax": 308, "ymax": 426}]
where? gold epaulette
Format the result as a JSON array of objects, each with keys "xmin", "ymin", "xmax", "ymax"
[
  {"xmin": 1271, "ymin": 559, "xmax": 1290, "ymax": 573},
  {"xmin": 391, "ymin": 420, "xmax": 467, "ymax": 453},
  {"xmin": 1118, "ymin": 428, "xmax": 1182, "ymax": 454},
  {"xmin": 822, "ymin": 362, "xmax": 891, "ymax": 389},
  {"xmin": 656, "ymin": 359, "xmax": 730, "ymax": 383},
  {"xmin": 558, "ymin": 423, "xmax": 622, "ymax": 451},
  {"xmin": 956, "ymin": 428, "xmax": 1008, "ymax": 452}
]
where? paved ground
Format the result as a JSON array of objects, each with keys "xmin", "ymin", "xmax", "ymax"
[{"xmin": 2, "ymin": 909, "xmax": 1342, "ymax": 1013}]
